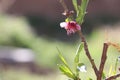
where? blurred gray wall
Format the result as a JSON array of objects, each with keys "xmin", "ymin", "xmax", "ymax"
[{"xmin": 7, "ymin": 0, "xmax": 120, "ymax": 19}]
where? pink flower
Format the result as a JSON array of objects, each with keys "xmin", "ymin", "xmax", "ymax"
[{"xmin": 60, "ymin": 21, "xmax": 81, "ymax": 35}]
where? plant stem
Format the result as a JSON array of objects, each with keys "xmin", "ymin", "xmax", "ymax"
[
  {"xmin": 106, "ymin": 73, "xmax": 120, "ymax": 80},
  {"xmin": 59, "ymin": 0, "xmax": 68, "ymax": 12},
  {"xmin": 78, "ymin": 30, "xmax": 99, "ymax": 77},
  {"xmin": 97, "ymin": 43, "xmax": 109, "ymax": 80}
]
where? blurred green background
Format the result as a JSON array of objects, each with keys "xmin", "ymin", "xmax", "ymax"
[{"xmin": 0, "ymin": 0, "xmax": 120, "ymax": 80}]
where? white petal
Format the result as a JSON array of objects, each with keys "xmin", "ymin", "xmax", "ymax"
[
  {"xmin": 77, "ymin": 65, "xmax": 87, "ymax": 72},
  {"xmin": 118, "ymin": 56, "xmax": 120, "ymax": 61},
  {"xmin": 60, "ymin": 22, "xmax": 67, "ymax": 28}
]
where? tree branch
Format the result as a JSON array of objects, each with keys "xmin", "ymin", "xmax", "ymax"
[
  {"xmin": 78, "ymin": 30, "xmax": 99, "ymax": 77},
  {"xmin": 106, "ymin": 73, "xmax": 120, "ymax": 80},
  {"xmin": 97, "ymin": 43, "xmax": 109, "ymax": 80},
  {"xmin": 59, "ymin": 0, "xmax": 68, "ymax": 12}
]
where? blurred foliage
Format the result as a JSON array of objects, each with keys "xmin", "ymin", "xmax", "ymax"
[
  {"xmin": 0, "ymin": 14, "xmax": 77, "ymax": 68},
  {"xmin": 0, "ymin": 14, "xmax": 35, "ymax": 47},
  {"xmin": 0, "ymin": 14, "xmax": 120, "ymax": 80}
]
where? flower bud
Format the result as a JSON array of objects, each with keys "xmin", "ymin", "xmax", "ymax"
[{"xmin": 60, "ymin": 21, "xmax": 81, "ymax": 35}]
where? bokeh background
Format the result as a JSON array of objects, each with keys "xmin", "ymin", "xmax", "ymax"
[{"xmin": 0, "ymin": 0, "xmax": 120, "ymax": 80}]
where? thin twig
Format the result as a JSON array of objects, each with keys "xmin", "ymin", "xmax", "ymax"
[
  {"xmin": 106, "ymin": 73, "xmax": 120, "ymax": 80},
  {"xmin": 59, "ymin": 0, "xmax": 68, "ymax": 12},
  {"xmin": 78, "ymin": 30, "xmax": 99, "ymax": 77},
  {"xmin": 59, "ymin": 0, "xmax": 74, "ymax": 17},
  {"xmin": 97, "ymin": 43, "xmax": 109, "ymax": 80},
  {"xmin": 108, "ymin": 42, "xmax": 120, "ymax": 52}
]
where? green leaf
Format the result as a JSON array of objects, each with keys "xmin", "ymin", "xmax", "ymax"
[
  {"xmin": 57, "ymin": 47, "xmax": 68, "ymax": 66},
  {"xmin": 57, "ymin": 47, "xmax": 75, "ymax": 77},
  {"xmin": 72, "ymin": 0, "xmax": 78, "ymax": 13},
  {"xmin": 74, "ymin": 42, "xmax": 84, "ymax": 64},
  {"xmin": 114, "ymin": 58, "xmax": 118, "ymax": 73},
  {"xmin": 65, "ymin": 17, "xmax": 73, "ymax": 22},
  {"xmin": 81, "ymin": 0, "xmax": 89, "ymax": 13},
  {"xmin": 108, "ymin": 65, "xmax": 113, "ymax": 76},
  {"xmin": 76, "ymin": 0, "xmax": 89, "ymax": 24},
  {"xmin": 58, "ymin": 64, "xmax": 75, "ymax": 79},
  {"xmin": 74, "ymin": 43, "xmax": 84, "ymax": 76},
  {"xmin": 87, "ymin": 78, "xmax": 93, "ymax": 80},
  {"xmin": 102, "ymin": 72, "xmax": 106, "ymax": 79},
  {"xmin": 108, "ymin": 65, "xmax": 116, "ymax": 76},
  {"xmin": 78, "ymin": 63, "xmax": 85, "ymax": 67}
]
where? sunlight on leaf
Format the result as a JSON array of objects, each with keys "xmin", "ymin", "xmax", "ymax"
[
  {"xmin": 74, "ymin": 42, "xmax": 84, "ymax": 64},
  {"xmin": 58, "ymin": 64, "xmax": 75, "ymax": 79},
  {"xmin": 109, "ymin": 65, "xmax": 113, "ymax": 76},
  {"xmin": 57, "ymin": 47, "xmax": 68, "ymax": 66},
  {"xmin": 114, "ymin": 58, "xmax": 118, "ymax": 74},
  {"xmin": 57, "ymin": 47, "xmax": 75, "ymax": 79}
]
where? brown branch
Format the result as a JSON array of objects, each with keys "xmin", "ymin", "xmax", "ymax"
[
  {"xmin": 106, "ymin": 73, "xmax": 120, "ymax": 80},
  {"xmin": 78, "ymin": 30, "xmax": 99, "ymax": 77},
  {"xmin": 59, "ymin": 0, "xmax": 68, "ymax": 12},
  {"xmin": 59, "ymin": 0, "xmax": 74, "ymax": 17},
  {"xmin": 97, "ymin": 43, "xmax": 109, "ymax": 80}
]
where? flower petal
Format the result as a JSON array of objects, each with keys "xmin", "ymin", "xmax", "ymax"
[
  {"xmin": 76, "ymin": 24, "xmax": 81, "ymax": 30},
  {"xmin": 60, "ymin": 21, "xmax": 81, "ymax": 35},
  {"xmin": 77, "ymin": 65, "xmax": 87, "ymax": 72},
  {"xmin": 118, "ymin": 56, "xmax": 120, "ymax": 61},
  {"xmin": 60, "ymin": 22, "xmax": 67, "ymax": 28}
]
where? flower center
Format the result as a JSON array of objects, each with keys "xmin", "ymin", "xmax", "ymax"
[{"xmin": 68, "ymin": 22, "xmax": 77, "ymax": 30}]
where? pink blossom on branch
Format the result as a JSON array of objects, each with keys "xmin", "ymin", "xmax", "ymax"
[{"xmin": 60, "ymin": 21, "xmax": 81, "ymax": 35}]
